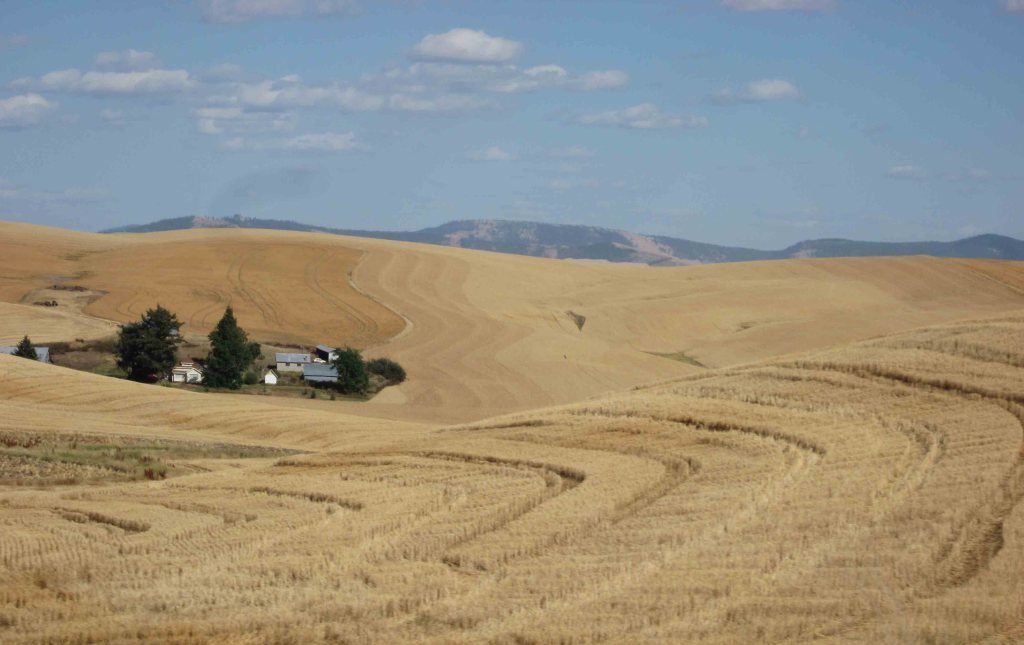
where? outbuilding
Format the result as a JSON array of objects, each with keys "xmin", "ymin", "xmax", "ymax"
[
  {"xmin": 314, "ymin": 344, "xmax": 338, "ymax": 363},
  {"xmin": 263, "ymin": 369, "xmax": 278, "ymax": 385},
  {"xmin": 276, "ymin": 352, "xmax": 311, "ymax": 373},
  {"xmin": 302, "ymin": 363, "xmax": 338, "ymax": 384},
  {"xmin": 0, "ymin": 346, "xmax": 50, "ymax": 363}
]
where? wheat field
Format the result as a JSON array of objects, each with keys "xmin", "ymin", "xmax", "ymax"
[{"xmin": 1, "ymin": 223, "xmax": 1023, "ymax": 642}]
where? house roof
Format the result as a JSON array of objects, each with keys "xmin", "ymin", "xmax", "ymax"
[
  {"xmin": 316, "ymin": 344, "xmax": 336, "ymax": 353},
  {"xmin": 172, "ymin": 363, "xmax": 202, "ymax": 373},
  {"xmin": 302, "ymin": 363, "xmax": 338, "ymax": 381},
  {"xmin": 276, "ymin": 352, "xmax": 310, "ymax": 363},
  {"xmin": 0, "ymin": 346, "xmax": 50, "ymax": 362}
]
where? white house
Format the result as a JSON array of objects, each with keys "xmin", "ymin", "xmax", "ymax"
[
  {"xmin": 275, "ymin": 352, "xmax": 311, "ymax": 373},
  {"xmin": 263, "ymin": 369, "xmax": 278, "ymax": 385},
  {"xmin": 171, "ymin": 361, "xmax": 203, "ymax": 384}
]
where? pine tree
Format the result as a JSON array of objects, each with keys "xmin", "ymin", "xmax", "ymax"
[
  {"xmin": 332, "ymin": 347, "xmax": 369, "ymax": 395},
  {"xmin": 204, "ymin": 307, "xmax": 259, "ymax": 390},
  {"xmin": 115, "ymin": 305, "xmax": 181, "ymax": 381},
  {"xmin": 14, "ymin": 335, "xmax": 37, "ymax": 360}
]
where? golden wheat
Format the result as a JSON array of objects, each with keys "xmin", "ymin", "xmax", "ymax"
[{"xmin": 2, "ymin": 223, "xmax": 1024, "ymax": 642}]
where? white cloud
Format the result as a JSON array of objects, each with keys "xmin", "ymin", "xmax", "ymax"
[
  {"xmin": 0, "ymin": 181, "xmax": 107, "ymax": 205},
  {"xmin": 721, "ymin": 0, "xmax": 836, "ymax": 11},
  {"xmin": 14, "ymin": 68, "xmax": 196, "ymax": 94},
  {"xmin": 95, "ymin": 49, "xmax": 156, "ymax": 69},
  {"xmin": 200, "ymin": 0, "xmax": 358, "ymax": 23},
  {"xmin": 217, "ymin": 75, "xmax": 497, "ymax": 113},
  {"xmin": 467, "ymin": 146, "xmax": 513, "ymax": 161},
  {"xmin": 550, "ymin": 146, "xmax": 594, "ymax": 159},
  {"xmin": 547, "ymin": 178, "xmax": 600, "ymax": 191},
  {"xmin": 1003, "ymin": 0, "xmax": 1024, "ymax": 12},
  {"xmin": 380, "ymin": 61, "xmax": 627, "ymax": 94},
  {"xmin": 715, "ymin": 78, "xmax": 802, "ymax": 103},
  {"xmin": 411, "ymin": 28, "xmax": 523, "ymax": 64},
  {"xmin": 194, "ymin": 106, "xmax": 294, "ymax": 134},
  {"xmin": 0, "ymin": 35, "xmax": 30, "ymax": 50},
  {"xmin": 579, "ymin": 103, "xmax": 709, "ymax": 130},
  {"xmin": 0, "ymin": 93, "xmax": 56, "ymax": 128},
  {"xmin": 886, "ymin": 165, "xmax": 928, "ymax": 180},
  {"xmin": 224, "ymin": 131, "xmax": 361, "ymax": 152}
]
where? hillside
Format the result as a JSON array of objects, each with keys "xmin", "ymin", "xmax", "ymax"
[
  {"xmin": 103, "ymin": 215, "xmax": 1024, "ymax": 265},
  {"xmin": 1, "ymin": 311, "xmax": 1021, "ymax": 642},
  {"xmin": 4, "ymin": 222, "xmax": 1024, "ymax": 424}
]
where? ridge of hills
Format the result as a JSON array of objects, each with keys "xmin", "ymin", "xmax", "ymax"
[{"xmin": 102, "ymin": 214, "xmax": 1024, "ymax": 265}]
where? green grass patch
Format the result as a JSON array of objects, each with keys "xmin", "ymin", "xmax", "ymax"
[
  {"xmin": 650, "ymin": 351, "xmax": 707, "ymax": 368},
  {"xmin": 0, "ymin": 431, "xmax": 295, "ymax": 486}
]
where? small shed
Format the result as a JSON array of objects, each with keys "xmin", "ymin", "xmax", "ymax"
[
  {"xmin": 0, "ymin": 346, "xmax": 50, "ymax": 363},
  {"xmin": 263, "ymin": 369, "xmax": 278, "ymax": 385},
  {"xmin": 303, "ymin": 363, "xmax": 338, "ymax": 384},
  {"xmin": 314, "ymin": 344, "xmax": 338, "ymax": 362},
  {"xmin": 171, "ymin": 361, "xmax": 203, "ymax": 384},
  {"xmin": 276, "ymin": 352, "xmax": 311, "ymax": 373}
]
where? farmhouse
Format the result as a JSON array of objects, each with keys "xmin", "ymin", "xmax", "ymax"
[
  {"xmin": 314, "ymin": 344, "xmax": 338, "ymax": 362},
  {"xmin": 263, "ymin": 369, "xmax": 278, "ymax": 385},
  {"xmin": 170, "ymin": 361, "xmax": 203, "ymax": 384},
  {"xmin": 276, "ymin": 352, "xmax": 311, "ymax": 373},
  {"xmin": 0, "ymin": 346, "xmax": 50, "ymax": 363},
  {"xmin": 303, "ymin": 363, "xmax": 338, "ymax": 384}
]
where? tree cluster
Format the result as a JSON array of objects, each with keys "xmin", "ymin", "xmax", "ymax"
[{"xmin": 115, "ymin": 305, "xmax": 260, "ymax": 389}]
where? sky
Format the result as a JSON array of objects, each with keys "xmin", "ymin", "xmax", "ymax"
[{"xmin": 0, "ymin": 0, "xmax": 1022, "ymax": 249}]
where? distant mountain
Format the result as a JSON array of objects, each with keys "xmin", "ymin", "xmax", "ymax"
[{"xmin": 102, "ymin": 215, "xmax": 1024, "ymax": 265}]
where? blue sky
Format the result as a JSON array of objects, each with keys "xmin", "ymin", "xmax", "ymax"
[{"xmin": 0, "ymin": 0, "xmax": 1021, "ymax": 248}]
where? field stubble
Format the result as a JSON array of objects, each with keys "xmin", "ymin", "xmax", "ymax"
[{"xmin": 0, "ymin": 312, "xmax": 1022, "ymax": 642}]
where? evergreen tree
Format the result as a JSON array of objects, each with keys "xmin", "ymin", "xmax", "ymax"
[
  {"xmin": 115, "ymin": 305, "xmax": 181, "ymax": 381},
  {"xmin": 332, "ymin": 347, "xmax": 369, "ymax": 395},
  {"xmin": 14, "ymin": 335, "xmax": 37, "ymax": 360},
  {"xmin": 204, "ymin": 307, "xmax": 259, "ymax": 390}
]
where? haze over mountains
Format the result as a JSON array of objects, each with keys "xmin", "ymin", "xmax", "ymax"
[{"xmin": 104, "ymin": 215, "xmax": 1024, "ymax": 265}]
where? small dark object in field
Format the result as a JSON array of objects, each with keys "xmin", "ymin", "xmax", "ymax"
[{"xmin": 567, "ymin": 310, "xmax": 586, "ymax": 331}]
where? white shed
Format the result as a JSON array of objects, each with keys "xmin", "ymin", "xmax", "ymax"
[{"xmin": 263, "ymin": 369, "xmax": 278, "ymax": 385}]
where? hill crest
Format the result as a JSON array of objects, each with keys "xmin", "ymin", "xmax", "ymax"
[{"xmin": 103, "ymin": 215, "xmax": 1024, "ymax": 265}]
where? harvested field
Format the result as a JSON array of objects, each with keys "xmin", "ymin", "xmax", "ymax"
[
  {"xmin": 2, "ymin": 224, "xmax": 1024, "ymax": 642},
  {"xmin": 0, "ymin": 311, "xmax": 1022, "ymax": 642},
  {"xmin": 3, "ymin": 223, "xmax": 1024, "ymax": 423}
]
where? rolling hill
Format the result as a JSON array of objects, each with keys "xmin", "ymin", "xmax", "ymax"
[
  {"xmin": 2, "ymin": 222, "xmax": 1024, "ymax": 641},
  {"xmin": 5, "ymin": 222, "xmax": 1024, "ymax": 424},
  {"xmin": 103, "ymin": 215, "xmax": 1024, "ymax": 265}
]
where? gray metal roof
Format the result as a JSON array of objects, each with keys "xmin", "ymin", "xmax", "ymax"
[
  {"xmin": 0, "ymin": 346, "xmax": 50, "ymax": 363},
  {"xmin": 275, "ymin": 352, "xmax": 310, "ymax": 363},
  {"xmin": 316, "ymin": 344, "xmax": 336, "ymax": 353},
  {"xmin": 302, "ymin": 363, "xmax": 338, "ymax": 382}
]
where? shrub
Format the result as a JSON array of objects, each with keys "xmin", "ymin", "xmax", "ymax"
[
  {"xmin": 243, "ymin": 370, "xmax": 259, "ymax": 385},
  {"xmin": 366, "ymin": 357, "xmax": 406, "ymax": 385}
]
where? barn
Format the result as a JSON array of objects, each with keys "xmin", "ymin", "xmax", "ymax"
[
  {"xmin": 303, "ymin": 363, "xmax": 338, "ymax": 384},
  {"xmin": 276, "ymin": 352, "xmax": 311, "ymax": 373}
]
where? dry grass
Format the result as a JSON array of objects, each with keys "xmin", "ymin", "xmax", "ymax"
[{"xmin": 2, "ymin": 222, "xmax": 1024, "ymax": 642}]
